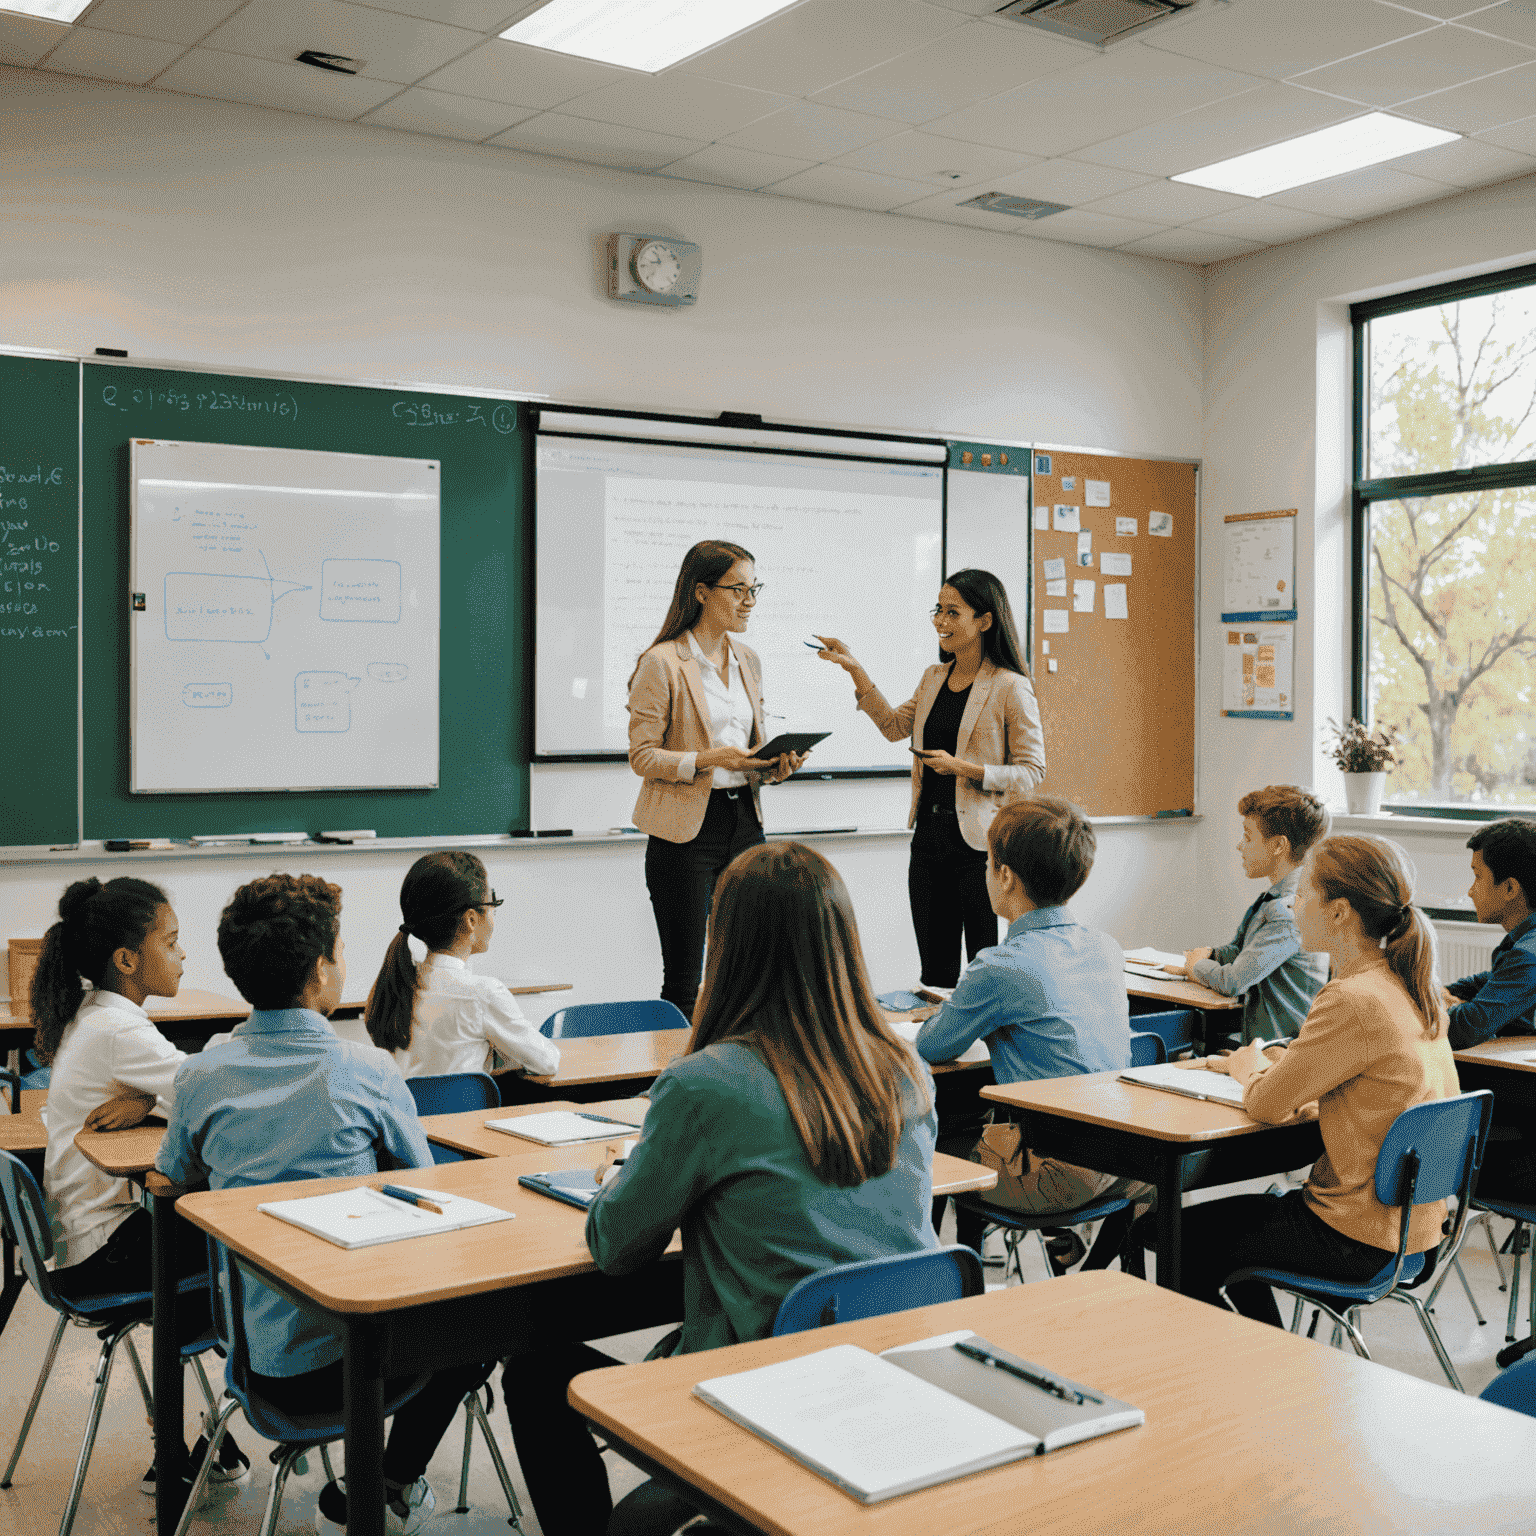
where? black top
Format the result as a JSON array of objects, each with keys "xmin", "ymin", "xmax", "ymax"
[{"xmin": 920, "ymin": 677, "xmax": 971, "ymax": 812}]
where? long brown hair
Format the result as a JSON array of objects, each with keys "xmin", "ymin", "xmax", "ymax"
[
  {"xmin": 627, "ymin": 540, "xmax": 753, "ymax": 687},
  {"xmin": 689, "ymin": 840, "xmax": 928, "ymax": 1186},
  {"xmin": 366, "ymin": 851, "xmax": 490, "ymax": 1053},
  {"xmin": 30, "ymin": 877, "xmax": 168, "ymax": 1065},
  {"xmin": 1309, "ymin": 835, "xmax": 1444, "ymax": 1036},
  {"xmin": 940, "ymin": 568, "xmax": 1028, "ymax": 675}
]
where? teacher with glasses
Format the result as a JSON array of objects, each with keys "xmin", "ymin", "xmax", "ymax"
[
  {"xmin": 628, "ymin": 539, "xmax": 806, "ymax": 1016},
  {"xmin": 817, "ymin": 568, "xmax": 1045, "ymax": 992}
]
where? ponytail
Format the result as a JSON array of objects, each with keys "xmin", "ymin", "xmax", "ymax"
[
  {"xmin": 365, "ymin": 851, "xmax": 492, "ymax": 1055},
  {"xmin": 1310, "ymin": 835, "xmax": 1443, "ymax": 1037},
  {"xmin": 31, "ymin": 876, "xmax": 168, "ymax": 1065}
]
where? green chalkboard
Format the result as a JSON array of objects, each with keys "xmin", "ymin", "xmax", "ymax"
[
  {"xmin": 80, "ymin": 364, "xmax": 528, "ymax": 839},
  {"xmin": 1, "ymin": 356, "xmax": 79, "ymax": 847}
]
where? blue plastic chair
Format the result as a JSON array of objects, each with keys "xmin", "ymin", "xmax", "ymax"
[
  {"xmin": 0, "ymin": 1151, "xmax": 219, "ymax": 1536},
  {"xmin": 772, "ymin": 1245, "xmax": 984, "ymax": 1335},
  {"xmin": 1463, "ymin": 1193, "xmax": 1536, "ymax": 1345},
  {"xmin": 1, "ymin": 1069, "xmax": 19, "ymax": 1115},
  {"xmin": 539, "ymin": 1000, "xmax": 690, "ymax": 1039},
  {"xmin": 1220, "ymin": 1089, "xmax": 1493, "ymax": 1392},
  {"xmin": 405, "ymin": 1071, "xmax": 499, "ymax": 1165},
  {"xmin": 1480, "ymin": 1355, "xmax": 1536, "ymax": 1416},
  {"xmin": 1128, "ymin": 1008, "xmax": 1198, "ymax": 1055},
  {"xmin": 1130, "ymin": 1031, "xmax": 1167, "ymax": 1067}
]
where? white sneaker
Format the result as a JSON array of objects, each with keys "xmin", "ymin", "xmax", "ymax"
[{"xmin": 316, "ymin": 1476, "xmax": 436, "ymax": 1536}]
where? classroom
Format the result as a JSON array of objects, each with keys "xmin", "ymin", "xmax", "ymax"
[{"xmin": 4, "ymin": 1, "xmax": 1536, "ymax": 1533}]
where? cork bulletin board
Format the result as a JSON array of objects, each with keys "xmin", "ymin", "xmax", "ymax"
[{"xmin": 1029, "ymin": 449, "xmax": 1198, "ymax": 818}]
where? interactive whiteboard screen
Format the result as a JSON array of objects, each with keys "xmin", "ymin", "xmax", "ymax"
[
  {"xmin": 130, "ymin": 439, "xmax": 439, "ymax": 793},
  {"xmin": 534, "ymin": 436, "xmax": 942, "ymax": 770}
]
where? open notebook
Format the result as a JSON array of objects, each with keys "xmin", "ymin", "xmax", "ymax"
[
  {"xmin": 258, "ymin": 1186, "xmax": 515, "ymax": 1249},
  {"xmin": 1122, "ymin": 946, "xmax": 1186, "ymax": 982},
  {"xmin": 694, "ymin": 1329, "xmax": 1141, "ymax": 1504},
  {"xmin": 483, "ymin": 1110, "xmax": 643, "ymax": 1145},
  {"xmin": 1120, "ymin": 1062, "xmax": 1248, "ymax": 1106}
]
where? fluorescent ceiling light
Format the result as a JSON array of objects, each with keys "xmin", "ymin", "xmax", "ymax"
[
  {"xmin": 0, "ymin": 0, "xmax": 92, "ymax": 18},
  {"xmin": 501, "ymin": 0, "xmax": 800, "ymax": 74},
  {"xmin": 1172, "ymin": 112, "xmax": 1458, "ymax": 199}
]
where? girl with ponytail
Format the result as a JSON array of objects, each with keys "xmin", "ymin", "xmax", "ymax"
[
  {"xmin": 1144, "ymin": 834, "xmax": 1460, "ymax": 1325},
  {"xmin": 365, "ymin": 851, "xmax": 560, "ymax": 1080}
]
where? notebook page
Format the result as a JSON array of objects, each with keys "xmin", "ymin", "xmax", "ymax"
[{"xmin": 484, "ymin": 1110, "xmax": 642, "ymax": 1145}]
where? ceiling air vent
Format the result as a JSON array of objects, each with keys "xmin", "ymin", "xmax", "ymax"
[
  {"xmin": 993, "ymin": 0, "xmax": 1198, "ymax": 47},
  {"xmin": 960, "ymin": 192, "xmax": 1070, "ymax": 220}
]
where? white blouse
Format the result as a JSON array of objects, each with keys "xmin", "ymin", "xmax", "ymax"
[
  {"xmin": 678, "ymin": 631, "xmax": 755, "ymax": 788},
  {"xmin": 394, "ymin": 954, "xmax": 562, "ymax": 1080},
  {"xmin": 44, "ymin": 991, "xmax": 186, "ymax": 1267}
]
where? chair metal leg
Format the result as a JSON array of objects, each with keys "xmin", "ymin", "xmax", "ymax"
[
  {"xmin": 462, "ymin": 1390, "xmax": 525, "ymax": 1529},
  {"xmin": 123, "ymin": 1328, "xmax": 154, "ymax": 1421},
  {"xmin": 1, "ymin": 1311, "xmax": 68, "ymax": 1486},
  {"xmin": 257, "ymin": 1449, "xmax": 303, "ymax": 1536},
  {"xmin": 190, "ymin": 1355, "xmax": 219, "ymax": 1419},
  {"xmin": 321, "ymin": 1443, "xmax": 338, "ymax": 1485},
  {"xmin": 1486, "ymin": 1214, "xmax": 1509, "ymax": 1292},
  {"xmin": 1452, "ymin": 1257, "xmax": 1487, "ymax": 1326},
  {"xmin": 58, "ymin": 1325, "xmax": 130, "ymax": 1536},
  {"xmin": 1389, "ymin": 1293, "xmax": 1466, "ymax": 1392},
  {"xmin": 1508, "ymin": 1223, "xmax": 1526, "ymax": 1341},
  {"xmin": 1288, "ymin": 1296, "xmax": 1304, "ymax": 1333},
  {"xmin": 1032, "ymin": 1230, "xmax": 1051, "ymax": 1280},
  {"xmin": 455, "ymin": 1395, "xmax": 475, "ymax": 1513},
  {"xmin": 171, "ymin": 1399, "xmax": 239, "ymax": 1536}
]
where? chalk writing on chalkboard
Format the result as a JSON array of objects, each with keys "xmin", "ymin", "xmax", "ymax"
[
  {"xmin": 101, "ymin": 381, "xmax": 300, "ymax": 421},
  {"xmin": 392, "ymin": 399, "xmax": 516, "ymax": 434},
  {"xmin": 1, "ymin": 463, "xmax": 75, "ymax": 641}
]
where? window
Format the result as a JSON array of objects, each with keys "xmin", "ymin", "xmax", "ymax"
[{"xmin": 1352, "ymin": 263, "xmax": 1536, "ymax": 817}]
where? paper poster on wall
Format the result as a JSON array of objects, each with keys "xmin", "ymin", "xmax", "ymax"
[
  {"xmin": 1116, "ymin": 517, "xmax": 1137, "ymax": 536},
  {"xmin": 1085, "ymin": 479, "xmax": 1111, "ymax": 507},
  {"xmin": 1053, "ymin": 504, "xmax": 1080, "ymax": 532},
  {"xmin": 1061, "ymin": 477, "xmax": 1075, "ymax": 491},
  {"xmin": 1076, "ymin": 531, "xmax": 1093, "ymax": 567},
  {"xmin": 1221, "ymin": 508, "xmax": 1298, "ymax": 622},
  {"xmin": 1222, "ymin": 624, "xmax": 1294, "ymax": 719},
  {"xmin": 1043, "ymin": 609, "xmax": 1069, "ymax": 634},
  {"xmin": 1101, "ymin": 552, "xmax": 1132, "ymax": 577},
  {"xmin": 1104, "ymin": 583, "xmax": 1128, "ymax": 620},
  {"xmin": 1033, "ymin": 505, "xmax": 1049, "ymax": 530},
  {"xmin": 1149, "ymin": 511, "xmax": 1173, "ymax": 537},
  {"xmin": 1046, "ymin": 579, "xmax": 1066, "ymax": 596},
  {"xmin": 1073, "ymin": 580, "xmax": 1095, "ymax": 613},
  {"xmin": 1042, "ymin": 556, "xmax": 1066, "ymax": 581}
]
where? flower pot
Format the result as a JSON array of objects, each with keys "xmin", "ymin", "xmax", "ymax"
[{"xmin": 1343, "ymin": 771, "xmax": 1387, "ymax": 815}]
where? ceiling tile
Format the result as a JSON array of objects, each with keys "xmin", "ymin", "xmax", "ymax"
[
  {"xmin": 1116, "ymin": 227, "xmax": 1265, "ymax": 265},
  {"xmin": 75, "ymin": 0, "xmax": 246, "ymax": 45},
  {"xmin": 722, "ymin": 100, "xmax": 903, "ymax": 159},
  {"xmin": 1073, "ymin": 83, "xmax": 1359, "ymax": 177},
  {"xmin": 37, "ymin": 26, "xmax": 184, "ymax": 84},
  {"xmin": 154, "ymin": 47, "xmax": 400, "ymax": 118},
  {"xmin": 656, "ymin": 143, "xmax": 815, "ymax": 191},
  {"xmin": 1455, "ymin": 2, "xmax": 1536, "ymax": 46},
  {"xmin": 0, "ymin": 14, "xmax": 68, "ymax": 66},
  {"xmin": 1188, "ymin": 203, "xmax": 1348, "ymax": 242},
  {"xmin": 358, "ymin": 86, "xmax": 535, "ymax": 142},
  {"xmin": 555, "ymin": 73, "xmax": 787, "ymax": 141},
  {"xmin": 891, "ymin": 187, "xmax": 1047, "ymax": 233},
  {"xmin": 983, "ymin": 158, "xmax": 1151, "ymax": 205},
  {"xmin": 1388, "ymin": 130, "xmax": 1536, "ymax": 184},
  {"xmin": 832, "ymin": 130, "xmax": 1038, "ymax": 190},
  {"xmin": 1082, "ymin": 179, "xmax": 1251, "ymax": 225},
  {"xmin": 421, "ymin": 38, "xmax": 626, "ymax": 109},
  {"xmin": 1268, "ymin": 163, "xmax": 1458, "ymax": 216},
  {"xmin": 921, "ymin": 42, "xmax": 1260, "ymax": 159},
  {"xmin": 678, "ymin": 0, "xmax": 964, "ymax": 99},
  {"xmin": 1377, "ymin": 0, "xmax": 1516, "ymax": 17},
  {"xmin": 1400, "ymin": 58, "xmax": 1536, "ymax": 129},
  {"xmin": 198, "ymin": 0, "xmax": 481, "ymax": 85},
  {"xmin": 1480, "ymin": 110, "xmax": 1536, "ymax": 152},
  {"xmin": 487, "ymin": 112, "xmax": 707, "ymax": 170},
  {"xmin": 362, "ymin": 0, "xmax": 531, "ymax": 24},
  {"xmin": 810, "ymin": 19, "xmax": 1086, "ymax": 125},
  {"xmin": 1142, "ymin": 0, "xmax": 1436, "ymax": 81},
  {"xmin": 914, "ymin": 0, "xmax": 1000, "ymax": 13},
  {"xmin": 1293, "ymin": 23, "xmax": 1522, "ymax": 107},
  {"xmin": 1023, "ymin": 207, "xmax": 1171, "ymax": 248},
  {"xmin": 763, "ymin": 162, "xmax": 935, "ymax": 212}
]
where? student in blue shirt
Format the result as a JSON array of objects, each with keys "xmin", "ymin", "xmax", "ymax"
[
  {"xmin": 1164, "ymin": 785, "xmax": 1330, "ymax": 1042},
  {"xmin": 156, "ymin": 874, "xmax": 492, "ymax": 1536},
  {"xmin": 916, "ymin": 796, "xmax": 1147, "ymax": 1264}
]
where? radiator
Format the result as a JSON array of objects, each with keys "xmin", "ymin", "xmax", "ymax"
[{"xmin": 1432, "ymin": 921, "xmax": 1503, "ymax": 984}]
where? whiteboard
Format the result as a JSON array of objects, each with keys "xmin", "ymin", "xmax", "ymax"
[
  {"xmin": 130, "ymin": 439, "xmax": 439, "ymax": 793},
  {"xmin": 533, "ymin": 436, "xmax": 942, "ymax": 772}
]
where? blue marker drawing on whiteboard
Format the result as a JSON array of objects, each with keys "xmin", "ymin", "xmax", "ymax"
[
  {"xmin": 367, "ymin": 662, "xmax": 408, "ymax": 682},
  {"xmin": 181, "ymin": 682, "xmax": 232, "ymax": 708},
  {"xmin": 295, "ymin": 670, "xmax": 359, "ymax": 733},
  {"xmin": 319, "ymin": 559, "xmax": 402, "ymax": 623},
  {"xmin": 162, "ymin": 549, "xmax": 309, "ymax": 651}
]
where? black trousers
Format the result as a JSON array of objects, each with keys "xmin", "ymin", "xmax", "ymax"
[
  {"xmin": 644, "ymin": 787, "xmax": 763, "ymax": 1017},
  {"xmin": 252, "ymin": 1356, "xmax": 492, "ymax": 1487},
  {"xmin": 908, "ymin": 808, "xmax": 997, "ymax": 989}
]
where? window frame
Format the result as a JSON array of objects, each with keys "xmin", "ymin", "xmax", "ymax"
[{"xmin": 1350, "ymin": 258, "xmax": 1536, "ymax": 819}]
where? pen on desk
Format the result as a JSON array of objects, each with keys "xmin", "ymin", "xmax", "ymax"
[
  {"xmin": 579, "ymin": 1113, "xmax": 642, "ymax": 1128},
  {"xmin": 378, "ymin": 1184, "xmax": 446, "ymax": 1215},
  {"xmin": 953, "ymin": 1340, "xmax": 1100, "ymax": 1404}
]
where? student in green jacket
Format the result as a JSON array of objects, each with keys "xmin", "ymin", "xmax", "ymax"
[{"xmin": 504, "ymin": 839, "xmax": 939, "ymax": 1536}]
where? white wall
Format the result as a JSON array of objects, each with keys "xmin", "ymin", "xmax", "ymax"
[{"xmin": 0, "ymin": 68, "xmax": 1207, "ymax": 1002}]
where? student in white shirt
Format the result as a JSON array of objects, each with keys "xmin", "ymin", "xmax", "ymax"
[
  {"xmin": 31, "ymin": 875, "xmax": 247, "ymax": 1490},
  {"xmin": 364, "ymin": 851, "xmax": 560, "ymax": 1079}
]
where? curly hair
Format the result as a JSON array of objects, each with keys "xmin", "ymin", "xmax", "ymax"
[{"xmin": 218, "ymin": 873, "xmax": 342, "ymax": 1009}]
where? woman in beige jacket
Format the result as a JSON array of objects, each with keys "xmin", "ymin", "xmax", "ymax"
[
  {"xmin": 817, "ymin": 569, "xmax": 1045, "ymax": 990},
  {"xmin": 627, "ymin": 539, "xmax": 803, "ymax": 1015}
]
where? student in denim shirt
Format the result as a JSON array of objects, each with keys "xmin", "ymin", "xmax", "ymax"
[
  {"xmin": 1168, "ymin": 785, "xmax": 1331, "ymax": 1043},
  {"xmin": 157, "ymin": 874, "xmax": 490, "ymax": 1536}
]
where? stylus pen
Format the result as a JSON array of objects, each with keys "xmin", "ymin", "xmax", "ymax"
[
  {"xmin": 953, "ymin": 1340, "xmax": 1100, "ymax": 1404},
  {"xmin": 579, "ymin": 1114, "xmax": 643, "ymax": 1128},
  {"xmin": 378, "ymin": 1184, "xmax": 446, "ymax": 1215}
]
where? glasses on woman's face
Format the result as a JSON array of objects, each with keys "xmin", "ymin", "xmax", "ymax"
[
  {"xmin": 712, "ymin": 582, "xmax": 764, "ymax": 602},
  {"xmin": 480, "ymin": 891, "xmax": 504, "ymax": 910}
]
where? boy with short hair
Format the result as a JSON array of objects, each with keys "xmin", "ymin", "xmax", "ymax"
[
  {"xmin": 915, "ymin": 796, "xmax": 1148, "ymax": 1261},
  {"xmin": 1169, "ymin": 784, "xmax": 1330, "ymax": 1043},
  {"xmin": 156, "ymin": 874, "xmax": 490, "ymax": 1536},
  {"xmin": 1445, "ymin": 817, "xmax": 1536, "ymax": 1050}
]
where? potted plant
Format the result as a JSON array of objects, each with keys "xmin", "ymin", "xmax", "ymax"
[{"xmin": 1325, "ymin": 718, "xmax": 1399, "ymax": 814}]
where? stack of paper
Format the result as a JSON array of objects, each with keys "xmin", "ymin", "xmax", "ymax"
[
  {"xmin": 1120, "ymin": 1063, "xmax": 1248, "ymax": 1107},
  {"xmin": 484, "ymin": 1110, "xmax": 642, "ymax": 1145},
  {"xmin": 258, "ymin": 1186, "xmax": 515, "ymax": 1249}
]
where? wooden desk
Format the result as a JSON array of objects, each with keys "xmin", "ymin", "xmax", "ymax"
[
  {"xmin": 74, "ymin": 1120, "xmax": 166, "ymax": 1177},
  {"xmin": 0, "ymin": 1089, "xmax": 48, "ymax": 1154},
  {"xmin": 570, "ymin": 1270, "xmax": 1536, "ymax": 1536},
  {"xmin": 1454, "ymin": 1036, "xmax": 1536, "ymax": 1075},
  {"xmin": 1126, "ymin": 972, "xmax": 1241, "ymax": 1012},
  {"xmin": 1452, "ymin": 1034, "xmax": 1536, "ymax": 1124},
  {"xmin": 982, "ymin": 1068, "xmax": 1321, "ymax": 1293}
]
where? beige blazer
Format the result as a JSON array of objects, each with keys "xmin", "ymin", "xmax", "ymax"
[
  {"xmin": 627, "ymin": 635, "xmax": 766, "ymax": 844},
  {"xmin": 857, "ymin": 658, "xmax": 1046, "ymax": 851}
]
